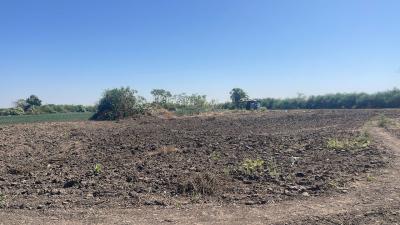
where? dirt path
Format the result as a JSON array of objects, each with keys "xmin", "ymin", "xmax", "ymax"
[{"xmin": 1, "ymin": 127, "xmax": 400, "ymax": 225}]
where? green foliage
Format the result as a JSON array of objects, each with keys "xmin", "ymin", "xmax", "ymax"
[
  {"xmin": 26, "ymin": 95, "xmax": 42, "ymax": 107},
  {"xmin": 230, "ymin": 88, "xmax": 249, "ymax": 108},
  {"xmin": 266, "ymin": 158, "xmax": 280, "ymax": 179},
  {"xmin": 151, "ymin": 89, "xmax": 172, "ymax": 105},
  {"xmin": 255, "ymin": 88, "xmax": 400, "ymax": 109},
  {"xmin": 9, "ymin": 107, "xmax": 25, "ymax": 115},
  {"xmin": 91, "ymin": 87, "xmax": 146, "ymax": 120},
  {"xmin": 0, "ymin": 193, "xmax": 5, "ymax": 208},
  {"xmin": 210, "ymin": 151, "xmax": 221, "ymax": 161},
  {"xmin": 150, "ymin": 90, "xmax": 219, "ymax": 116},
  {"xmin": 366, "ymin": 174, "xmax": 376, "ymax": 182},
  {"xmin": 0, "ymin": 105, "xmax": 94, "ymax": 117},
  {"xmin": 94, "ymin": 163, "xmax": 102, "ymax": 175},
  {"xmin": 377, "ymin": 115, "xmax": 390, "ymax": 128},
  {"xmin": 327, "ymin": 134, "xmax": 370, "ymax": 150},
  {"xmin": 241, "ymin": 159, "xmax": 265, "ymax": 176}
]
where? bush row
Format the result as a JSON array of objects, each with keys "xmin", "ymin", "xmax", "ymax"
[
  {"xmin": 0, "ymin": 104, "xmax": 95, "ymax": 116},
  {"xmin": 257, "ymin": 88, "xmax": 400, "ymax": 110}
]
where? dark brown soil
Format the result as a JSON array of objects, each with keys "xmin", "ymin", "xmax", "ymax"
[
  {"xmin": 0, "ymin": 110, "xmax": 391, "ymax": 211},
  {"xmin": 274, "ymin": 205, "xmax": 400, "ymax": 225}
]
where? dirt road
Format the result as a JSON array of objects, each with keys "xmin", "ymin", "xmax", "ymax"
[{"xmin": 1, "ymin": 125, "xmax": 400, "ymax": 224}]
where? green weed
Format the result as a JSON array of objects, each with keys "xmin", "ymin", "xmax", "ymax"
[
  {"xmin": 377, "ymin": 115, "xmax": 390, "ymax": 128},
  {"xmin": 210, "ymin": 151, "xmax": 221, "ymax": 161},
  {"xmin": 0, "ymin": 193, "xmax": 5, "ymax": 208},
  {"xmin": 241, "ymin": 159, "xmax": 265, "ymax": 176},
  {"xmin": 266, "ymin": 158, "xmax": 280, "ymax": 179},
  {"xmin": 94, "ymin": 163, "xmax": 102, "ymax": 175},
  {"xmin": 366, "ymin": 174, "xmax": 376, "ymax": 182},
  {"xmin": 327, "ymin": 134, "xmax": 370, "ymax": 150}
]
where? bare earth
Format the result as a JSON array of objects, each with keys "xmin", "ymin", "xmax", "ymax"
[{"xmin": 1, "ymin": 113, "xmax": 400, "ymax": 224}]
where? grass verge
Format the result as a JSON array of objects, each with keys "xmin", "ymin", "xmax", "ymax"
[{"xmin": 0, "ymin": 112, "xmax": 93, "ymax": 125}]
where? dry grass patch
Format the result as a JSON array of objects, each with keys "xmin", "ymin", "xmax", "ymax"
[{"xmin": 148, "ymin": 145, "xmax": 180, "ymax": 156}]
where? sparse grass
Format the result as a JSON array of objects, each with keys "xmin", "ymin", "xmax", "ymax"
[
  {"xmin": 0, "ymin": 112, "xmax": 93, "ymax": 125},
  {"xmin": 94, "ymin": 163, "xmax": 102, "ymax": 175},
  {"xmin": 327, "ymin": 133, "xmax": 371, "ymax": 150},
  {"xmin": 177, "ymin": 173, "xmax": 217, "ymax": 196},
  {"xmin": 328, "ymin": 180, "xmax": 339, "ymax": 189},
  {"xmin": 0, "ymin": 193, "xmax": 5, "ymax": 208},
  {"xmin": 266, "ymin": 158, "xmax": 280, "ymax": 179},
  {"xmin": 377, "ymin": 114, "xmax": 390, "ymax": 128},
  {"xmin": 241, "ymin": 159, "xmax": 265, "ymax": 176},
  {"xmin": 210, "ymin": 151, "xmax": 221, "ymax": 161},
  {"xmin": 366, "ymin": 174, "xmax": 376, "ymax": 182}
]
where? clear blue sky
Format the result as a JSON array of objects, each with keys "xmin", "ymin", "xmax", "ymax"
[{"xmin": 1, "ymin": 0, "xmax": 399, "ymax": 107}]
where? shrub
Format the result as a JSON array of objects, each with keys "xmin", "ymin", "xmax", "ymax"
[
  {"xmin": 91, "ymin": 87, "xmax": 146, "ymax": 120},
  {"xmin": 241, "ymin": 159, "xmax": 265, "ymax": 176},
  {"xmin": 9, "ymin": 107, "xmax": 25, "ymax": 116}
]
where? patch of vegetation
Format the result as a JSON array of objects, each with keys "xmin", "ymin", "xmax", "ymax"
[
  {"xmin": 177, "ymin": 173, "xmax": 217, "ymax": 196},
  {"xmin": 0, "ymin": 112, "xmax": 93, "ymax": 125},
  {"xmin": 0, "ymin": 193, "xmax": 5, "ymax": 208},
  {"xmin": 0, "ymin": 94, "xmax": 94, "ymax": 117},
  {"xmin": 266, "ymin": 158, "xmax": 280, "ymax": 179},
  {"xmin": 223, "ymin": 167, "xmax": 231, "ymax": 176},
  {"xmin": 210, "ymin": 151, "xmax": 221, "ymax": 161},
  {"xmin": 377, "ymin": 115, "xmax": 390, "ymax": 128},
  {"xmin": 91, "ymin": 87, "xmax": 147, "ymax": 120},
  {"xmin": 327, "ymin": 134, "xmax": 371, "ymax": 150},
  {"xmin": 94, "ymin": 163, "xmax": 102, "ymax": 175},
  {"xmin": 257, "ymin": 88, "xmax": 400, "ymax": 109},
  {"xmin": 366, "ymin": 174, "xmax": 376, "ymax": 182},
  {"xmin": 150, "ymin": 89, "xmax": 220, "ymax": 116},
  {"xmin": 241, "ymin": 159, "xmax": 265, "ymax": 176}
]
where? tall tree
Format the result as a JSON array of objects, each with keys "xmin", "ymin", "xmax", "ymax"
[
  {"xmin": 151, "ymin": 89, "xmax": 172, "ymax": 104},
  {"xmin": 26, "ymin": 95, "xmax": 42, "ymax": 107},
  {"xmin": 230, "ymin": 88, "xmax": 248, "ymax": 108}
]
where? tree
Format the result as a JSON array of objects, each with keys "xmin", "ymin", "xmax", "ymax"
[
  {"xmin": 26, "ymin": 95, "xmax": 42, "ymax": 107},
  {"xmin": 151, "ymin": 89, "xmax": 172, "ymax": 105},
  {"xmin": 14, "ymin": 99, "xmax": 28, "ymax": 109},
  {"xmin": 91, "ymin": 87, "xmax": 145, "ymax": 120},
  {"xmin": 230, "ymin": 88, "xmax": 248, "ymax": 108}
]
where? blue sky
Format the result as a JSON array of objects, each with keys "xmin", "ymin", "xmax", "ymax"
[{"xmin": 0, "ymin": 0, "xmax": 399, "ymax": 107}]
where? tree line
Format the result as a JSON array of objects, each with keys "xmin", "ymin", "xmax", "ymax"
[
  {"xmin": 0, "ymin": 95, "xmax": 95, "ymax": 116},
  {"xmin": 2, "ymin": 87, "xmax": 400, "ymax": 120},
  {"xmin": 257, "ymin": 88, "xmax": 400, "ymax": 109}
]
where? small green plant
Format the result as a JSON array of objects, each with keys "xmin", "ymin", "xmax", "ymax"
[
  {"xmin": 377, "ymin": 115, "xmax": 390, "ymax": 128},
  {"xmin": 366, "ymin": 174, "xmax": 376, "ymax": 182},
  {"xmin": 328, "ymin": 181, "xmax": 338, "ymax": 189},
  {"xmin": 0, "ymin": 193, "xmax": 5, "ymax": 208},
  {"xmin": 223, "ymin": 165, "xmax": 235, "ymax": 176},
  {"xmin": 241, "ymin": 159, "xmax": 265, "ymax": 176},
  {"xmin": 327, "ymin": 139, "xmax": 345, "ymax": 149},
  {"xmin": 94, "ymin": 163, "xmax": 102, "ymax": 175},
  {"xmin": 266, "ymin": 158, "xmax": 280, "ymax": 179},
  {"xmin": 210, "ymin": 151, "xmax": 221, "ymax": 161},
  {"xmin": 327, "ymin": 133, "xmax": 370, "ymax": 150}
]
